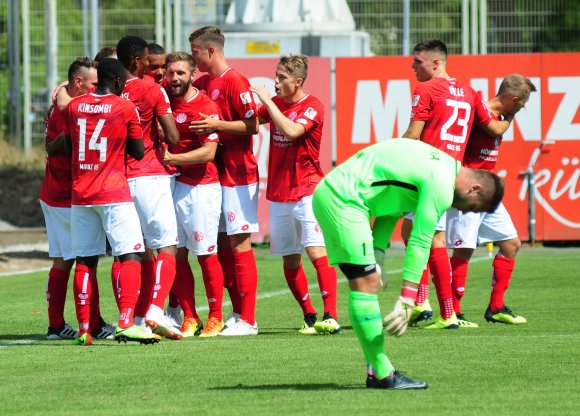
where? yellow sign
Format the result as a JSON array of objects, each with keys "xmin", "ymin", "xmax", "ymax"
[{"xmin": 246, "ymin": 40, "xmax": 280, "ymax": 55}]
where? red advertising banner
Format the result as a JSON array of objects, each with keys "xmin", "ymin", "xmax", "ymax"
[
  {"xmin": 228, "ymin": 57, "xmax": 332, "ymax": 243},
  {"xmin": 335, "ymin": 53, "xmax": 580, "ymax": 241}
]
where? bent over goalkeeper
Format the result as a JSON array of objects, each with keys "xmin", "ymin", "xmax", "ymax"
[{"xmin": 312, "ymin": 138, "xmax": 504, "ymax": 390}]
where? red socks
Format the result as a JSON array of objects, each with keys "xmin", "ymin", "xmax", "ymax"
[
  {"xmin": 111, "ymin": 260, "xmax": 121, "ymax": 309},
  {"xmin": 150, "ymin": 252, "xmax": 176, "ymax": 310},
  {"xmin": 234, "ymin": 249, "xmax": 258, "ymax": 325},
  {"xmin": 450, "ymin": 257, "xmax": 469, "ymax": 314},
  {"xmin": 46, "ymin": 268, "xmax": 69, "ymax": 330},
  {"xmin": 174, "ymin": 258, "xmax": 199, "ymax": 320},
  {"xmin": 198, "ymin": 254, "xmax": 224, "ymax": 320},
  {"xmin": 429, "ymin": 247, "xmax": 454, "ymax": 319},
  {"xmin": 73, "ymin": 264, "xmax": 93, "ymax": 335},
  {"xmin": 312, "ymin": 256, "xmax": 338, "ymax": 319},
  {"xmin": 219, "ymin": 247, "xmax": 242, "ymax": 314},
  {"xmin": 416, "ymin": 266, "xmax": 430, "ymax": 305},
  {"xmin": 117, "ymin": 260, "xmax": 141, "ymax": 328},
  {"xmin": 490, "ymin": 255, "xmax": 515, "ymax": 311},
  {"xmin": 135, "ymin": 257, "xmax": 155, "ymax": 318},
  {"xmin": 89, "ymin": 268, "xmax": 102, "ymax": 332},
  {"xmin": 284, "ymin": 264, "xmax": 316, "ymax": 316}
]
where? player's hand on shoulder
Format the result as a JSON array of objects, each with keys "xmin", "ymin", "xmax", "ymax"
[{"xmin": 249, "ymin": 85, "xmax": 271, "ymax": 102}]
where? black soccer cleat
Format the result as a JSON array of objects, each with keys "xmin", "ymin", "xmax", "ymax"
[{"xmin": 366, "ymin": 371, "xmax": 428, "ymax": 390}]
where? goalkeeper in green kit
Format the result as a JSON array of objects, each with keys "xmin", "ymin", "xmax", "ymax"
[{"xmin": 312, "ymin": 138, "xmax": 504, "ymax": 390}]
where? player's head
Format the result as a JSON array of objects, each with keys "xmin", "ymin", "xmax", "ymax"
[
  {"xmin": 165, "ymin": 52, "xmax": 196, "ymax": 98},
  {"xmin": 94, "ymin": 46, "xmax": 117, "ymax": 64},
  {"xmin": 412, "ymin": 39, "xmax": 448, "ymax": 82},
  {"xmin": 188, "ymin": 26, "xmax": 224, "ymax": 72},
  {"xmin": 145, "ymin": 43, "xmax": 166, "ymax": 84},
  {"xmin": 116, "ymin": 35, "xmax": 149, "ymax": 78},
  {"xmin": 497, "ymin": 74, "xmax": 537, "ymax": 115},
  {"xmin": 67, "ymin": 57, "xmax": 98, "ymax": 96},
  {"xmin": 452, "ymin": 168, "xmax": 504, "ymax": 213},
  {"xmin": 97, "ymin": 58, "xmax": 128, "ymax": 96},
  {"xmin": 275, "ymin": 55, "xmax": 309, "ymax": 100}
]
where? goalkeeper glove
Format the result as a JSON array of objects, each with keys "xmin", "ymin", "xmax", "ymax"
[{"xmin": 384, "ymin": 296, "xmax": 415, "ymax": 337}]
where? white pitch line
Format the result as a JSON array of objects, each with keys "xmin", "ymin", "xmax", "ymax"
[{"xmin": 0, "ymin": 339, "xmax": 36, "ymax": 349}]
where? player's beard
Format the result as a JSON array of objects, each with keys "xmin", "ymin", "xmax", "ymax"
[{"xmin": 170, "ymin": 76, "xmax": 192, "ymax": 98}]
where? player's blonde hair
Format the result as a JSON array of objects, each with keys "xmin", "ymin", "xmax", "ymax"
[
  {"xmin": 188, "ymin": 26, "xmax": 225, "ymax": 51},
  {"xmin": 497, "ymin": 74, "xmax": 537, "ymax": 101},
  {"xmin": 279, "ymin": 54, "xmax": 309, "ymax": 82},
  {"xmin": 165, "ymin": 52, "xmax": 196, "ymax": 72}
]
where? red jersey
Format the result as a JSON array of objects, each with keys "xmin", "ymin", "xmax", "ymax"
[
  {"xmin": 411, "ymin": 77, "xmax": 492, "ymax": 161},
  {"xmin": 463, "ymin": 112, "xmax": 503, "ymax": 171},
  {"xmin": 193, "ymin": 68, "xmax": 258, "ymax": 186},
  {"xmin": 121, "ymin": 77, "xmax": 172, "ymax": 178},
  {"xmin": 258, "ymin": 95, "xmax": 325, "ymax": 202},
  {"xmin": 64, "ymin": 93, "xmax": 143, "ymax": 205},
  {"xmin": 39, "ymin": 103, "xmax": 72, "ymax": 207},
  {"xmin": 169, "ymin": 89, "xmax": 221, "ymax": 186}
]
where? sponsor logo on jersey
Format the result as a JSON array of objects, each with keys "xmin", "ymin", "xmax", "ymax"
[
  {"xmin": 289, "ymin": 111, "xmax": 298, "ymax": 121},
  {"xmin": 304, "ymin": 107, "xmax": 317, "ymax": 120},
  {"xmin": 176, "ymin": 112, "xmax": 187, "ymax": 123},
  {"xmin": 211, "ymin": 89, "xmax": 220, "ymax": 100},
  {"xmin": 412, "ymin": 95, "xmax": 420, "ymax": 106},
  {"xmin": 240, "ymin": 91, "xmax": 252, "ymax": 104},
  {"xmin": 296, "ymin": 118, "xmax": 308, "ymax": 125},
  {"xmin": 244, "ymin": 109, "xmax": 255, "ymax": 118},
  {"xmin": 227, "ymin": 211, "xmax": 236, "ymax": 222},
  {"xmin": 194, "ymin": 231, "xmax": 204, "ymax": 241}
]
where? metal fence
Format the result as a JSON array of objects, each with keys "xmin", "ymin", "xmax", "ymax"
[{"xmin": 0, "ymin": 0, "xmax": 578, "ymax": 150}]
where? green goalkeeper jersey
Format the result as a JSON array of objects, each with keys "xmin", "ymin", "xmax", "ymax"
[{"xmin": 319, "ymin": 138, "xmax": 460, "ymax": 283}]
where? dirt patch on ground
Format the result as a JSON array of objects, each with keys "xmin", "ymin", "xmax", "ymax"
[{"xmin": 0, "ymin": 169, "xmax": 45, "ymax": 227}]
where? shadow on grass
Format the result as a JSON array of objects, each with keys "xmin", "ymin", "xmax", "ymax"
[{"xmin": 209, "ymin": 383, "xmax": 362, "ymax": 391}]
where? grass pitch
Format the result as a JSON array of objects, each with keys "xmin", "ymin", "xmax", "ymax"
[{"xmin": 1, "ymin": 245, "xmax": 579, "ymax": 415}]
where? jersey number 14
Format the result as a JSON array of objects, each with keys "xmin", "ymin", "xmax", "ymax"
[{"xmin": 77, "ymin": 118, "xmax": 108, "ymax": 162}]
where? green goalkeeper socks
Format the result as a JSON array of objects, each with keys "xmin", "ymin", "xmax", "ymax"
[{"xmin": 348, "ymin": 290, "xmax": 394, "ymax": 379}]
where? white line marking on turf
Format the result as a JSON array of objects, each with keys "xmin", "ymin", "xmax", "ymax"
[
  {"xmin": 0, "ymin": 339, "xmax": 36, "ymax": 349},
  {"xmin": 196, "ymin": 255, "xmax": 490, "ymax": 311}
]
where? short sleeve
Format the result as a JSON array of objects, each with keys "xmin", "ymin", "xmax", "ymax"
[
  {"xmin": 125, "ymin": 102, "xmax": 144, "ymax": 139},
  {"xmin": 473, "ymin": 95, "xmax": 493, "ymax": 126},
  {"xmin": 410, "ymin": 83, "xmax": 434, "ymax": 121},
  {"xmin": 257, "ymin": 104, "xmax": 270, "ymax": 122}
]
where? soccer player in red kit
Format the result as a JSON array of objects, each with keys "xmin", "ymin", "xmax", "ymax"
[
  {"xmin": 161, "ymin": 52, "xmax": 226, "ymax": 337},
  {"xmin": 144, "ymin": 43, "xmax": 166, "ymax": 85},
  {"xmin": 446, "ymin": 74, "xmax": 535, "ymax": 325},
  {"xmin": 41, "ymin": 57, "xmax": 116, "ymax": 341},
  {"xmin": 189, "ymin": 26, "xmax": 260, "ymax": 336},
  {"xmin": 64, "ymin": 58, "xmax": 158, "ymax": 345},
  {"xmin": 250, "ymin": 55, "xmax": 340, "ymax": 335},
  {"xmin": 115, "ymin": 36, "xmax": 182, "ymax": 340},
  {"xmin": 373, "ymin": 39, "xmax": 512, "ymax": 330}
]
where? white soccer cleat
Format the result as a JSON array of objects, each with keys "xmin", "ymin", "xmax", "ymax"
[
  {"xmin": 165, "ymin": 305, "xmax": 183, "ymax": 329},
  {"xmin": 218, "ymin": 319, "xmax": 258, "ymax": 336},
  {"xmin": 146, "ymin": 305, "xmax": 183, "ymax": 340},
  {"xmin": 223, "ymin": 311, "xmax": 241, "ymax": 328}
]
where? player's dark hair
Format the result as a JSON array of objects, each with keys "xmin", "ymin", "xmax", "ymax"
[
  {"xmin": 413, "ymin": 39, "xmax": 448, "ymax": 58},
  {"xmin": 97, "ymin": 58, "xmax": 126, "ymax": 86},
  {"xmin": 166, "ymin": 52, "xmax": 196, "ymax": 72},
  {"xmin": 67, "ymin": 57, "xmax": 97, "ymax": 83},
  {"xmin": 116, "ymin": 36, "xmax": 148, "ymax": 69},
  {"xmin": 188, "ymin": 26, "xmax": 225, "ymax": 50},
  {"xmin": 474, "ymin": 170, "xmax": 505, "ymax": 213},
  {"xmin": 94, "ymin": 46, "xmax": 116, "ymax": 64},
  {"xmin": 279, "ymin": 54, "xmax": 308, "ymax": 82},
  {"xmin": 147, "ymin": 43, "xmax": 165, "ymax": 55}
]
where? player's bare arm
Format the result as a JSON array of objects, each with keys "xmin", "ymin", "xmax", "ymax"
[
  {"xmin": 158, "ymin": 113, "xmax": 180, "ymax": 145},
  {"xmin": 162, "ymin": 141, "xmax": 218, "ymax": 165},
  {"xmin": 126, "ymin": 137, "xmax": 145, "ymax": 160},
  {"xmin": 56, "ymin": 86, "xmax": 73, "ymax": 112},
  {"xmin": 250, "ymin": 85, "xmax": 306, "ymax": 141},
  {"xmin": 402, "ymin": 120, "xmax": 425, "ymax": 139},
  {"xmin": 190, "ymin": 113, "xmax": 259, "ymax": 136},
  {"xmin": 479, "ymin": 113, "xmax": 513, "ymax": 136}
]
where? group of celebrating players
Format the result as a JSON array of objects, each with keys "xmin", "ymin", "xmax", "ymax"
[{"xmin": 40, "ymin": 26, "xmax": 532, "ymax": 389}]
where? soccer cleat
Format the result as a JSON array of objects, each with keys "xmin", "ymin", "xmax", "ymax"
[
  {"xmin": 456, "ymin": 313, "xmax": 479, "ymax": 328},
  {"xmin": 199, "ymin": 317, "xmax": 225, "ymax": 338},
  {"xmin": 366, "ymin": 371, "xmax": 428, "ymax": 390},
  {"xmin": 424, "ymin": 313, "xmax": 459, "ymax": 330},
  {"xmin": 410, "ymin": 299, "xmax": 433, "ymax": 325},
  {"xmin": 314, "ymin": 313, "xmax": 342, "ymax": 334},
  {"xmin": 166, "ymin": 305, "xmax": 183, "ymax": 329},
  {"xmin": 72, "ymin": 332, "xmax": 93, "ymax": 346},
  {"xmin": 224, "ymin": 311, "xmax": 241, "ymax": 328},
  {"xmin": 218, "ymin": 319, "xmax": 258, "ymax": 336},
  {"xmin": 181, "ymin": 317, "xmax": 203, "ymax": 338},
  {"xmin": 91, "ymin": 318, "xmax": 116, "ymax": 339},
  {"xmin": 114, "ymin": 325, "xmax": 161, "ymax": 344},
  {"xmin": 146, "ymin": 306, "xmax": 183, "ymax": 340},
  {"xmin": 47, "ymin": 323, "xmax": 78, "ymax": 340},
  {"xmin": 484, "ymin": 305, "xmax": 527, "ymax": 325},
  {"xmin": 298, "ymin": 313, "xmax": 318, "ymax": 335}
]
